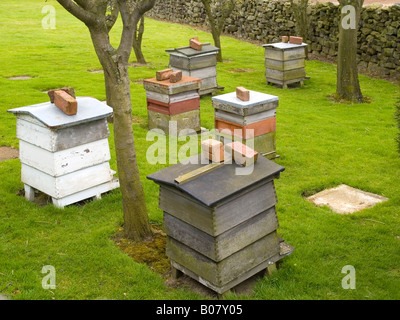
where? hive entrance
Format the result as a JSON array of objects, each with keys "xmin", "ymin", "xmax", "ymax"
[{"xmin": 307, "ymin": 184, "xmax": 388, "ymax": 214}]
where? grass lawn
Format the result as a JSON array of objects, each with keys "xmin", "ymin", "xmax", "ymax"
[{"xmin": 0, "ymin": 0, "xmax": 399, "ymax": 300}]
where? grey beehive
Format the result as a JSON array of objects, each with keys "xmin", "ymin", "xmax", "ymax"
[
  {"xmin": 147, "ymin": 154, "xmax": 294, "ymax": 295},
  {"xmin": 263, "ymin": 42, "xmax": 308, "ymax": 89},
  {"xmin": 166, "ymin": 43, "xmax": 223, "ymax": 96}
]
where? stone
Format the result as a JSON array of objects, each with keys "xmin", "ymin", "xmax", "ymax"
[{"xmin": 307, "ymin": 184, "xmax": 388, "ymax": 214}]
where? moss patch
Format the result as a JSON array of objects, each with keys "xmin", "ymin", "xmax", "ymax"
[{"xmin": 114, "ymin": 226, "xmax": 170, "ymax": 276}]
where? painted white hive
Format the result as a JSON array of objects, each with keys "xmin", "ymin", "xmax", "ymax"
[{"xmin": 8, "ymin": 97, "xmax": 120, "ymax": 208}]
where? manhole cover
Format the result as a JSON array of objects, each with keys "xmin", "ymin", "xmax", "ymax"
[
  {"xmin": 0, "ymin": 147, "xmax": 19, "ymax": 161},
  {"xmin": 307, "ymin": 184, "xmax": 388, "ymax": 214}
]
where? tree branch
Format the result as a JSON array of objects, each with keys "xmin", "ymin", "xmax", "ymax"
[{"xmin": 57, "ymin": 0, "xmax": 97, "ymax": 26}]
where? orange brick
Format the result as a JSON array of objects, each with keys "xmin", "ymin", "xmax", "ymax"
[
  {"xmin": 156, "ymin": 69, "xmax": 173, "ymax": 81},
  {"xmin": 225, "ymin": 141, "xmax": 258, "ymax": 167},
  {"xmin": 236, "ymin": 87, "xmax": 250, "ymax": 102},
  {"xmin": 201, "ymin": 139, "xmax": 224, "ymax": 163},
  {"xmin": 289, "ymin": 36, "xmax": 303, "ymax": 45},
  {"xmin": 282, "ymin": 36, "xmax": 289, "ymax": 43},
  {"xmin": 190, "ymin": 38, "xmax": 203, "ymax": 51},
  {"xmin": 48, "ymin": 87, "xmax": 75, "ymax": 103},
  {"xmin": 169, "ymin": 70, "xmax": 183, "ymax": 83},
  {"xmin": 53, "ymin": 90, "xmax": 77, "ymax": 116}
]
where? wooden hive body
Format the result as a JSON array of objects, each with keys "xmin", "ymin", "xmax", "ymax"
[
  {"xmin": 212, "ymin": 90, "xmax": 279, "ymax": 159},
  {"xmin": 166, "ymin": 43, "xmax": 223, "ymax": 96},
  {"xmin": 144, "ymin": 76, "xmax": 202, "ymax": 136},
  {"xmin": 263, "ymin": 42, "xmax": 308, "ymax": 89},
  {"xmin": 8, "ymin": 97, "xmax": 119, "ymax": 208},
  {"xmin": 147, "ymin": 155, "xmax": 293, "ymax": 294}
]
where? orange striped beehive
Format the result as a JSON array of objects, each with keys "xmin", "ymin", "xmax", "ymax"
[{"xmin": 212, "ymin": 88, "xmax": 279, "ymax": 159}]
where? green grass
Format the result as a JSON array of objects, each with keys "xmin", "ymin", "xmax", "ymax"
[{"xmin": 0, "ymin": 0, "xmax": 399, "ymax": 300}]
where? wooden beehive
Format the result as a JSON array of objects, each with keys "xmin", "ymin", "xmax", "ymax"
[
  {"xmin": 166, "ymin": 43, "xmax": 223, "ymax": 96},
  {"xmin": 263, "ymin": 42, "xmax": 308, "ymax": 89},
  {"xmin": 147, "ymin": 155, "xmax": 294, "ymax": 295},
  {"xmin": 8, "ymin": 97, "xmax": 119, "ymax": 208},
  {"xmin": 144, "ymin": 75, "xmax": 202, "ymax": 136},
  {"xmin": 212, "ymin": 90, "xmax": 279, "ymax": 159}
]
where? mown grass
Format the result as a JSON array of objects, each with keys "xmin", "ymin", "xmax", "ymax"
[{"xmin": 0, "ymin": 0, "xmax": 399, "ymax": 300}]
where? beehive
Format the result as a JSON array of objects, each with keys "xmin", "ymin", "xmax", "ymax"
[
  {"xmin": 263, "ymin": 42, "xmax": 308, "ymax": 89},
  {"xmin": 212, "ymin": 90, "xmax": 279, "ymax": 159},
  {"xmin": 144, "ymin": 75, "xmax": 202, "ymax": 136},
  {"xmin": 147, "ymin": 155, "xmax": 294, "ymax": 295},
  {"xmin": 166, "ymin": 43, "xmax": 223, "ymax": 96},
  {"xmin": 8, "ymin": 97, "xmax": 119, "ymax": 208}
]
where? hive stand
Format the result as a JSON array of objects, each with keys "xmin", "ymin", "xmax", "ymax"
[
  {"xmin": 263, "ymin": 42, "xmax": 308, "ymax": 89},
  {"xmin": 8, "ymin": 97, "xmax": 120, "ymax": 209}
]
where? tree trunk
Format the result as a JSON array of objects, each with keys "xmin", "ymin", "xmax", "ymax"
[
  {"xmin": 132, "ymin": 16, "xmax": 146, "ymax": 64},
  {"xmin": 90, "ymin": 29, "xmax": 152, "ymax": 241},
  {"xmin": 211, "ymin": 28, "xmax": 223, "ymax": 62},
  {"xmin": 336, "ymin": 1, "xmax": 364, "ymax": 102}
]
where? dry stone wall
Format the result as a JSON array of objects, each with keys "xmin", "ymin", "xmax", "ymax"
[{"xmin": 148, "ymin": 0, "xmax": 400, "ymax": 79}]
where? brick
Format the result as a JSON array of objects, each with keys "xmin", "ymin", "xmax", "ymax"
[
  {"xmin": 190, "ymin": 38, "xmax": 203, "ymax": 51},
  {"xmin": 53, "ymin": 90, "xmax": 78, "ymax": 116},
  {"xmin": 48, "ymin": 87, "xmax": 76, "ymax": 103},
  {"xmin": 289, "ymin": 36, "xmax": 303, "ymax": 45},
  {"xmin": 169, "ymin": 70, "xmax": 183, "ymax": 83},
  {"xmin": 282, "ymin": 36, "xmax": 289, "ymax": 43},
  {"xmin": 201, "ymin": 139, "xmax": 224, "ymax": 163},
  {"xmin": 236, "ymin": 87, "xmax": 250, "ymax": 102},
  {"xmin": 225, "ymin": 141, "xmax": 258, "ymax": 167},
  {"xmin": 156, "ymin": 68, "xmax": 174, "ymax": 81}
]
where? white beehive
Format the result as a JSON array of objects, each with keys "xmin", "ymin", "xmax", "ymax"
[{"xmin": 8, "ymin": 97, "xmax": 120, "ymax": 208}]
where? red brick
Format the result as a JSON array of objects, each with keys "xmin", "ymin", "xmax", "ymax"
[
  {"xmin": 282, "ymin": 36, "xmax": 289, "ymax": 43},
  {"xmin": 156, "ymin": 69, "xmax": 173, "ymax": 81},
  {"xmin": 48, "ymin": 87, "xmax": 75, "ymax": 103},
  {"xmin": 201, "ymin": 139, "xmax": 224, "ymax": 163},
  {"xmin": 236, "ymin": 87, "xmax": 250, "ymax": 102},
  {"xmin": 53, "ymin": 90, "xmax": 77, "ymax": 116},
  {"xmin": 169, "ymin": 70, "xmax": 183, "ymax": 83},
  {"xmin": 225, "ymin": 141, "xmax": 258, "ymax": 167},
  {"xmin": 289, "ymin": 36, "xmax": 303, "ymax": 45},
  {"xmin": 190, "ymin": 38, "xmax": 203, "ymax": 51}
]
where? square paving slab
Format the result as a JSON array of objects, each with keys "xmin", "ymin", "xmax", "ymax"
[{"xmin": 307, "ymin": 184, "xmax": 388, "ymax": 214}]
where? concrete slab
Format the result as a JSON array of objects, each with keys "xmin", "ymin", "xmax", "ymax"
[{"xmin": 307, "ymin": 184, "xmax": 388, "ymax": 214}]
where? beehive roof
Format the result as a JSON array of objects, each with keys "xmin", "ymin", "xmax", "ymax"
[
  {"xmin": 166, "ymin": 43, "xmax": 220, "ymax": 57},
  {"xmin": 147, "ymin": 155, "xmax": 285, "ymax": 207},
  {"xmin": 8, "ymin": 97, "xmax": 112, "ymax": 129}
]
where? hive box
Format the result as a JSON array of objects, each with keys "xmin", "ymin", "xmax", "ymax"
[
  {"xmin": 212, "ymin": 90, "xmax": 279, "ymax": 159},
  {"xmin": 8, "ymin": 97, "xmax": 120, "ymax": 208},
  {"xmin": 166, "ymin": 42, "xmax": 223, "ymax": 96},
  {"xmin": 147, "ymin": 155, "xmax": 294, "ymax": 295},
  {"xmin": 263, "ymin": 42, "xmax": 308, "ymax": 89},
  {"xmin": 144, "ymin": 75, "xmax": 202, "ymax": 135}
]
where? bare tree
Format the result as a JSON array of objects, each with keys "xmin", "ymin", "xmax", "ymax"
[
  {"xmin": 200, "ymin": 0, "xmax": 236, "ymax": 62},
  {"xmin": 57, "ymin": 0, "xmax": 156, "ymax": 241},
  {"xmin": 290, "ymin": 0, "xmax": 309, "ymax": 58},
  {"xmin": 336, "ymin": 0, "xmax": 364, "ymax": 102}
]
